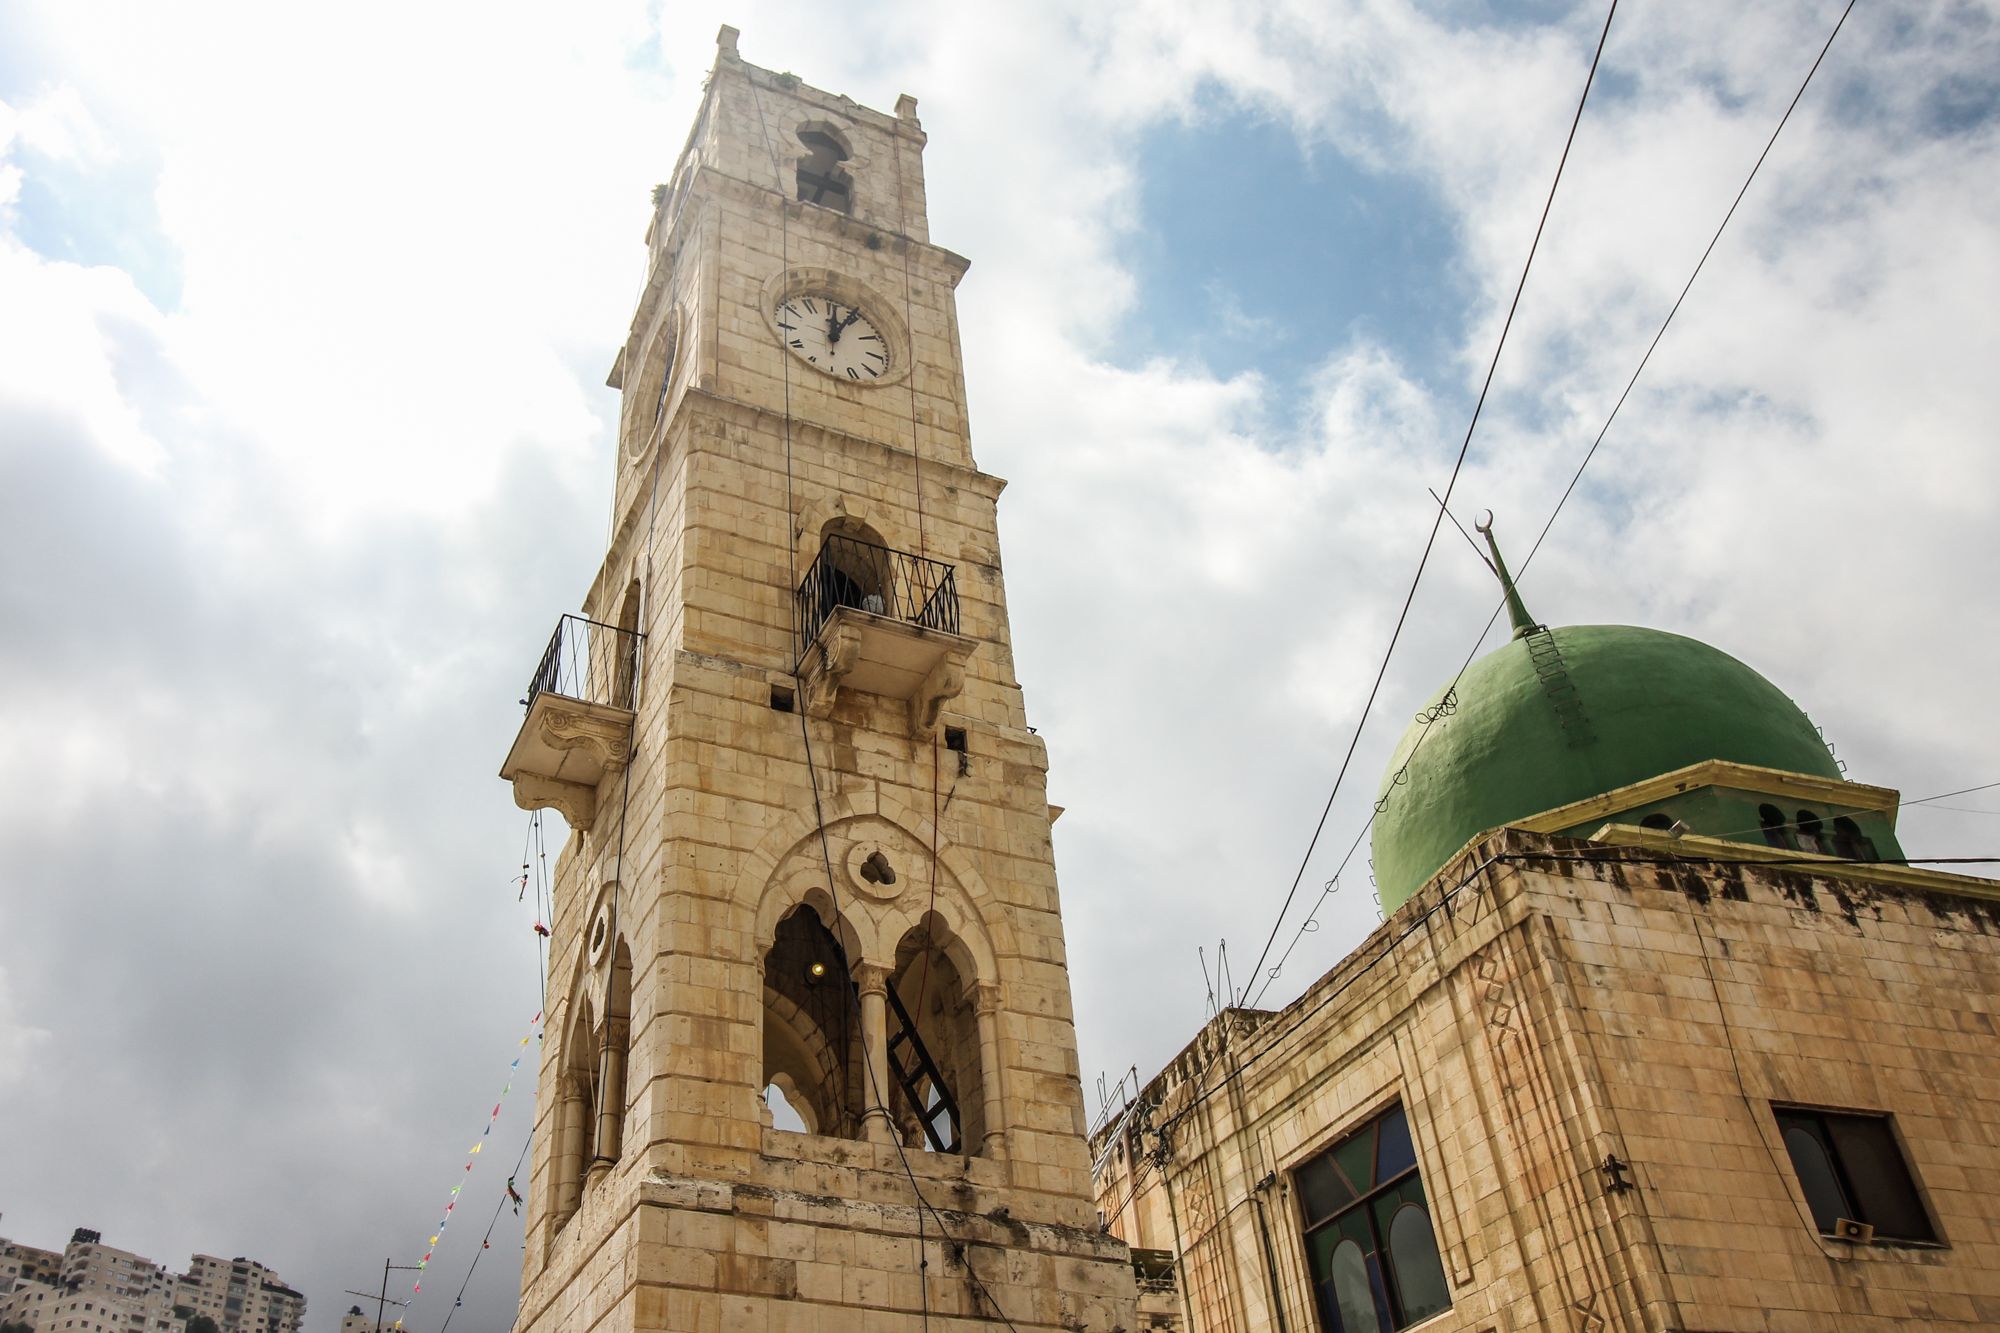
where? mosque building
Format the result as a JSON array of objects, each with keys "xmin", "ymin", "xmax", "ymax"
[{"xmin": 1091, "ymin": 527, "xmax": 2000, "ymax": 1332}]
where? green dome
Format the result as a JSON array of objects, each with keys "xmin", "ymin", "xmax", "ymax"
[{"xmin": 1371, "ymin": 624, "xmax": 1841, "ymax": 912}]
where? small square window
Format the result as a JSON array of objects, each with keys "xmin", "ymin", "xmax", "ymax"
[{"xmin": 1774, "ymin": 1105, "xmax": 1937, "ymax": 1243}]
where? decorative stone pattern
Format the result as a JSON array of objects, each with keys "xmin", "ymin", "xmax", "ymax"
[
  {"xmin": 509, "ymin": 26, "xmax": 1136, "ymax": 1333},
  {"xmin": 1094, "ymin": 828, "xmax": 2000, "ymax": 1332}
]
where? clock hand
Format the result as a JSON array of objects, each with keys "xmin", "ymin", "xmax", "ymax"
[{"xmin": 839, "ymin": 308, "xmax": 863, "ymax": 330}]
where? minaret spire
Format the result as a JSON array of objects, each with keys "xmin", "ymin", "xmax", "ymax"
[{"xmin": 1475, "ymin": 511, "xmax": 1543, "ymax": 640}]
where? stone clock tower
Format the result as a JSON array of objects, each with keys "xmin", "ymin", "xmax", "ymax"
[{"xmin": 500, "ymin": 27, "xmax": 1137, "ymax": 1333}]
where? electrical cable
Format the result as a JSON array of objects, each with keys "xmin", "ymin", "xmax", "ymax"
[
  {"xmin": 1241, "ymin": 0, "xmax": 1861, "ymax": 1009},
  {"xmin": 912, "ymin": 734, "xmax": 949, "ymax": 1083},
  {"xmin": 1096, "ymin": 1150, "xmax": 1157, "ymax": 1241},
  {"xmin": 1236, "ymin": 0, "xmax": 1621, "ymax": 1002},
  {"xmin": 749, "ymin": 68, "xmax": 1015, "ymax": 1332},
  {"xmin": 1172, "ymin": 825, "xmax": 1993, "ymax": 1154},
  {"xmin": 791, "ymin": 699, "xmax": 1017, "ymax": 1329},
  {"xmin": 896, "ymin": 130, "xmax": 929, "ymax": 559},
  {"xmin": 1897, "ymin": 779, "xmax": 2000, "ymax": 806},
  {"xmin": 1582, "ymin": 781, "xmax": 1999, "ymax": 851},
  {"xmin": 435, "ymin": 1131, "xmax": 539, "ymax": 1333},
  {"xmin": 1514, "ymin": 0, "xmax": 1858, "ymax": 592},
  {"xmin": 517, "ymin": 813, "xmax": 547, "ymax": 1013},
  {"xmin": 1247, "ymin": 763, "xmax": 1993, "ymax": 1009},
  {"xmin": 1506, "ymin": 849, "xmax": 2000, "ymax": 869},
  {"xmin": 1161, "ymin": 855, "xmax": 1507, "ymax": 1145}
]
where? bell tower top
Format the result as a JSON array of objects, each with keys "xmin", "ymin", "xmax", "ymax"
[
  {"xmin": 602, "ymin": 24, "xmax": 978, "ymax": 579},
  {"xmin": 660, "ymin": 25, "xmax": 934, "ymax": 246}
]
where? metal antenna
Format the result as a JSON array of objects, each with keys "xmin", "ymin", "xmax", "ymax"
[{"xmin": 349, "ymin": 1261, "xmax": 422, "ymax": 1333}]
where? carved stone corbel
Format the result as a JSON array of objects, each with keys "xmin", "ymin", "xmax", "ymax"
[
  {"xmin": 539, "ymin": 707, "xmax": 632, "ymax": 773},
  {"xmin": 510, "ymin": 773, "xmax": 600, "ymax": 831},
  {"xmin": 805, "ymin": 621, "xmax": 864, "ymax": 716},
  {"xmin": 908, "ymin": 651, "xmax": 969, "ymax": 738}
]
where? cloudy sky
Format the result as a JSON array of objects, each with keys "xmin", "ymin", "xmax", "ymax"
[{"xmin": 4, "ymin": 0, "xmax": 1999, "ymax": 1327}]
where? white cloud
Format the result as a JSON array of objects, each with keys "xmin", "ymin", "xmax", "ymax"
[
  {"xmin": 0, "ymin": 82, "xmax": 115, "ymax": 165},
  {"xmin": 3, "ymin": 0, "xmax": 1999, "ymax": 1319},
  {"xmin": 0, "ymin": 235, "xmax": 168, "ymax": 472},
  {"xmin": 0, "ymin": 965, "xmax": 53, "ymax": 1086}
]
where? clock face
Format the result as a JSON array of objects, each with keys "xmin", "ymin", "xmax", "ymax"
[{"xmin": 774, "ymin": 293, "xmax": 891, "ymax": 382}]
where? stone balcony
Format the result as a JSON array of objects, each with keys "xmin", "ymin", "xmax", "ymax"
[
  {"xmin": 794, "ymin": 534, "xmax": 975, "ymax": 737},
  {"xmin": 500, "ymin": 614, "xmax": 642, "ymax": 831}
]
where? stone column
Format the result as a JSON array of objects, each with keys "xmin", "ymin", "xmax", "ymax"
[
  {"xmin": 592, "ymin": 1022, "xmax": 627, "ymax": 1165},
  {"xmin": 855, "ymin": 963, "xmax": 895, "ymax": 1146},
  {"xmin": 554, "ymin": 1076, "xmax": 586, "ymax": 1222},
  {"xmin": 973, "ymin": 983, "xmax": 1008, "ymax": 1160}
]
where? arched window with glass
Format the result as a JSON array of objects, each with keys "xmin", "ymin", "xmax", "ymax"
[{"xmin": 1294, "ymin": 1103, "xmax": 1451, "ymax": 1332}]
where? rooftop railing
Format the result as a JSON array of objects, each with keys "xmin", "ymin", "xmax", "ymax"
[{"xmin": 795, "ymin": 533, "xmax": 961, "ymax": 661}]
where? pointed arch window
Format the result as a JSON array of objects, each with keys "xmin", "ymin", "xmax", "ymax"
[
  {"xmin": 594, "ymin": 939, "xmax": 633, "ymax": 1167},
  {"xmin": 760, "ymin": 905, "xmax": 866, "ymax": 1142},
  {"xmin": 551, "ymin": 1000, "xmax": 599, "ymax": 1231},
  {"xmin": 887, "ymin": 914, "xmax": 986, "ymax": 1154}
]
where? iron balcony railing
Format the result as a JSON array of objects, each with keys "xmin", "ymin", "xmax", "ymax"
[
  {"xmin": 524, "ymin": 614, "xmax": 643, "ymax": 711},
  {"xmin": 795, "ymin": 533, "xmax": 960, "ymax": 660}
]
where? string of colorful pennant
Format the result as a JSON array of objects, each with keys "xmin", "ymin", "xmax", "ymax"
[{"xmin": 393, "ymin": 1010, "xmax": 543, "ymax": 1327}]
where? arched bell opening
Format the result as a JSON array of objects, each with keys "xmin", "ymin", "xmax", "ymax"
[
  {"xmin": 593, "ymin": 939, "xmax": 632, "ymax": 1168},
  {"xmin": 763, "ymin": 1072, "xmax": 816, "ymax": 1133},
  {"xmin": 612, "ymin": 580, "xmax": 642, "ymax": 709},
  {"xmin": 760, "ymin": 904, "xmax": 865, "ymax": 1141},
  {"xmin": 815, "ymin": 517, "xmax": 893, "ymax": 616},
  {"xmin": 886, "ymin": 913, "xmax": 988, "ymax": 1155},
  {"xmin": 551, "ymin": 997, "xmax": 598, "ymax": 1231},
  {"xmin": 795, "ymin": 126, "xmax": 854, "ymax": 213}
]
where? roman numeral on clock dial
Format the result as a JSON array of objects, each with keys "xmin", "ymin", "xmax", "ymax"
[{"xmin": 775, "ymin": 293, "xmax": 890, "ymax": 382}]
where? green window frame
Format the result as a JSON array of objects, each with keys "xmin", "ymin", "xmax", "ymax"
[{"xmin": 1295, "ymin": 1104, "xmax": 1451, "ymax": 1332}]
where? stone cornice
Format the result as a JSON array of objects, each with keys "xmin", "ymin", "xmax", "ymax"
[
  {"xmin": 1511, "ymin": 759, "xmax": 1901, "ymax": 836},
  {"xmin": 584, "ymin": 389, "xmax": 1006, "ymax": 618},
  {"xmin": 659, "ymin": 165, "xmax": 969, "ymax": 286}
]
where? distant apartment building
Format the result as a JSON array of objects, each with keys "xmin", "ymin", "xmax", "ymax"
[
  {"xmin": 174, "ymin": 1257, "xmax": 304, "ymax": 1333},
  {"xmin": 0, "ymin": 1232, "xmax": 302, "ymax": 1333},
  {"xmin": 335, "ymin": 1306, "xmax": 384, "ymax": 1333},
  {"xmin": 1, "ymin": 1241, "xmax": 62, "ymax": 1291},
  {"xmin": 0, "ymin": 1230, "xmax": 178, "ymax": 1333}
]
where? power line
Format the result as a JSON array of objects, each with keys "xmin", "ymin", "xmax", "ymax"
[
  {"xmin": 1167, "ymin": 833, "xmax": 2000, "ymax": 1186},
  {"xmin": 1237, "ymin": 0, "xmax": 1623, "ymax": 1001},
  {"xmin": 747, "ymin": 68, "xmax": 1019, "ymax": 1333},
  {"xmin": 1906, "ymin": 778, "xmax": 2000, "ymax": 806},
  {"xmin": 1246, "ymin": 689, "xmax": 1968, "ymax": 1010},
  {"xmin": 1241, "ymin": 0, "xmax": 1862, "ymax": 1011},
  {"xmin": 435, "ymin": 1132, "xmax": 535, "ymax": 1333},
  {"xmin": 1521, "ymin": 849, "xmax": 2000, "ymax": 869},
  {"xmin": 1511, "ymin": 0, "xmax": 1859, "ymax": 588}
]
